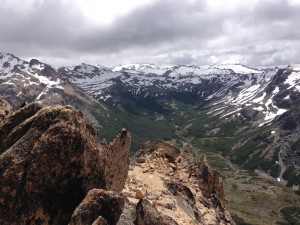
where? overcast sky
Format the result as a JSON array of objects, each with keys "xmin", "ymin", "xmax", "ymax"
[{"xmin": 1, "ymin": 0, "xmax": 300, "ymax": 67}]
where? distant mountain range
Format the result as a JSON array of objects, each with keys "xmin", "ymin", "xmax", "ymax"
[
  {"xmin": 59, "ymin": 61, "xmax": 270, "ymax": 107},
  {"xmin": 1, "ymin": 52, "xmax": 300, "ymax": 188},
  {"xmin": 58, "ymin": 59, "xmax": 296, "ymax": 128},
  {"xmin": 2, "ymin": 52, "xmax": 300, "ymax": 132}
]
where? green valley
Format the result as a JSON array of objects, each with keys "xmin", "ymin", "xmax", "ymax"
[{"xmin": 92, "ymin": 98, "xmax": 300, "ymax": 225}]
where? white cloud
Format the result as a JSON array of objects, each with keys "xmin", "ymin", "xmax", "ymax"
[{"xmin": 76, "ymin": 0, "xmax": 155, "ymax": 25}]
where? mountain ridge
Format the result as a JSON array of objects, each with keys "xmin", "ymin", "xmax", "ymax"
[
  {"xmin": 1, "ymin": 52, "xmax": 298, "ymax": 133},
  {"xmin": 1, "ymin": 52, "xmax": 300, "ymax": 184},
  {"xmin": 1, "ymin": 52, "xmax": 300, "ymax": 224}
]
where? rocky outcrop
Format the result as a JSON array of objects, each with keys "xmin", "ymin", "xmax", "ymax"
[
  {"xmin": 0, "ymin": 96, "xmax": 13, "ymax": 124},
  {"xmin": 123, "ymin": 140, "xmax": 234, "ymax": 225},
  {"xmin": 0, "ymin": 102, "xmax": 43, "ymax": 153},
  {"xmin": 135, "ymin": 199, "xmax": 178, "ymax": 225},
  {"xmin": 107, "ymin": 128, "xmax": 131, "ymax": 192},
  {"xmin": 265, "ymin": 69, "xmax": 287, "ymax": 94},
  {"xmin": 70, "ymin": 189, "xmax": 125, "ymax": 225},
  {"xmin": 278, "ymin": 106, "xmax": 300, "ymax": 130},
  {"xmin": 193, "ymin": 154, "xmax": 225, "ymax": 206},
  {"xmin": 0, "ymin": 102, "xmax": 131, "ymax": 224},
  {"xmin": 135, "ymin": 140, "xmax": 180, "ymax": 163},
  {"xmin": 240, "ymin": 106, "xmax": 265, "ymax": 122},
  {"xmin": 117, "ymin": 199, "xmax": 136, "ymax": 225}
]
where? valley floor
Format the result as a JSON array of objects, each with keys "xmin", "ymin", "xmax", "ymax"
[{"xmin": 206, "ymin": 152, "xmax": 300, "ymax": 225}]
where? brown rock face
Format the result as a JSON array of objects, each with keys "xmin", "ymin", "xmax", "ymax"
[
  {"xmin": 134, "ymin": 199, "xmax": 178, "ymax": 225},
  {"xmin": 0, "ymin": 103, "xmax": 43, "ymax": 153},
  {"xmin": 70, "ymin": 189, "xmax": 125, "ymax": 225},
  {"xmin": 136, "ymin": 140, "xmax": 180, "ymax": 162},
  {"xmin": 0, "ymin": 103, "xmax": 131, "ymax": 224},
  {"xmin": 195, "ymin": 154, "xmax": 225, "ymax": 206},
  {"xmin": 107, "ymin": 128, "xmax": 131, "ymax": 192},
  {"xmin": 92, "ymin": 216, "xmax": 110, "ymax": 225},
  {"xmin": 0, "ymin": 96, "xmax": 13, "ymax": 124},
  {"xmin": 126, "ymin": 143, "xmax": 234, "ymax": 225}
]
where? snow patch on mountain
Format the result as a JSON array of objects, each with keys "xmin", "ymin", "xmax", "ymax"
[
  {"xmin": 112, "ymin": 63, "xmax": 167, "ymax": 75},
  {"xmin": 31, "ymin": 63, "xmax": 45, "ymax": 71},
  {"xmin": 208, "ymin": 67, "xmax": 299, "ymax": 126},
  {"xmin": 0, "ymin": 53, "xmax": 64, "ymax": 105},
  {"xmin": 210, "ymin": 64, "xmax": 262, "ymax": 74},
  {"xmin": 112, "ymin": 63, "xmax": 156, "ymax": 71},
  {"xmin": 252, "ymin": 92, "xmax": 267, "ymax": 103},
  {"xmin": 0, "ymin": 53, "xmax": 26, "ymax": 78},
  {"xmin": 284, "ymin": 71, "xmax": 300, "ymax": 90},
  {"xmin": 59, "ymin": 62, "xmax": 281, "ymax": 105}
]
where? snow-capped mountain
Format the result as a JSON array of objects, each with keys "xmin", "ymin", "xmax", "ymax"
[
  {"xmin": 58, "ymin": 63, "xmax": 272, "ymax": 109},
  {"xmin": 0, "ymin": 53, "xmax": 65, "ymax": 106},
  {"xmin": 2, "ymin": 52, "xmax": 298, "ymax": 128},
  {"xmin": 208, "ymin": 66, "xmax": 300, "ymax": 127},
  {"xmin": 111, "ymin": 63, "xmax": 262, "ymax": 76},
  {"xmin": 112, "ymin": 63, "xmax": 161, "ymax": 73},
  {"xmin": 59, "ymin": 61, "xmax": 300, "ymax": 129},
  {"xmin": 0, "ymin": 53, "xmax": 107, "ymax": 128}
]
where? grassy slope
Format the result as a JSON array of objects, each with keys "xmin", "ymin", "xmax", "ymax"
[{"xmin": 91, "ymin": 101, "xmax": 176, "ymax": 152}]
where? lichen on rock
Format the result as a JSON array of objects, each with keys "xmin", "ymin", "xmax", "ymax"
[{"xmin": 0, "ymin": 96, "xmax": 13, "ymax": 124}]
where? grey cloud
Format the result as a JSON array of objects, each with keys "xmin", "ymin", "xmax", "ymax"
[
  {"xmin": 78, "ymin": 0, "xmax": 224, "ymax": 53},
  {"xmin": 231, "ymin": 0, "xmax": 300, "ymax": 42},
  {"xmin": 0, "ymin": 0, "xmax": 224, "ymax": 54},
  {"xmin": 0, "ymin": 0, "xmax": 86, "ymax": 57},
  {"xmin": 254, "ymin": 0, "xmax": 300, "ymax": 23},
  {"xmin": 169, "ymin": 53, "xmax": 195, "ymax": 65},
  {"xmin": 0, "ymin": 0, "xmax": 299, "ymax": 67},
  {"xmin": 0, "ymin": 1, "xmax": 84, "ymax": 44}
]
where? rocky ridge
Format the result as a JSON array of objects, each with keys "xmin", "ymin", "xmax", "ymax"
[
  {"xmin": 122, "ymin": 140, "xmax": 233, "ymax": 225},
  {"xmin": 0, "ymin": 97, "xmax": 233, "ymax": 224}
]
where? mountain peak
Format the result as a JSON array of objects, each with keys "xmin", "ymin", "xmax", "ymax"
[
  {"xmin": 208, "ymin": 63, "xmax": 262, "ymax": 74},
  {"xmin": 0, "ymin": 53, "xmax": 26, "ymax": 76},
  {"xmin": 0, "ymin": 52, "xmax": 24, "ymax": 64},
  {"xmin": 0, "ymin": 52, "xmax": 19, "ymax": 59},
  {"xmin": 112, "ymin": 63, "xmax": 158, "ymax": 72}
]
